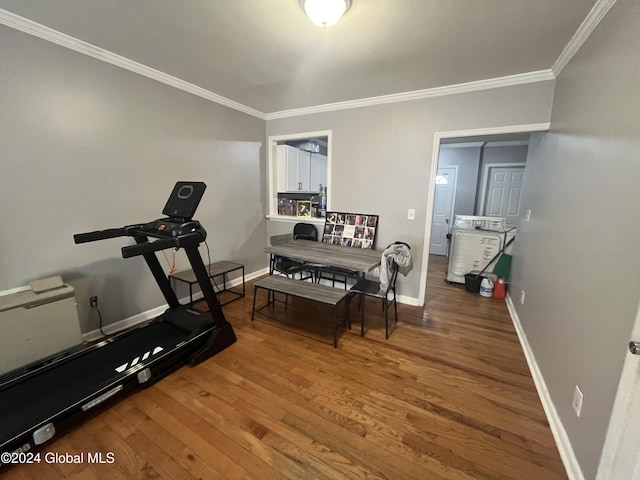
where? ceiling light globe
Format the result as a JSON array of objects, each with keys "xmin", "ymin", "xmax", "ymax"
[{"xmin": 300, "ymin": 0, "xmax": 352, "ymax": 28}]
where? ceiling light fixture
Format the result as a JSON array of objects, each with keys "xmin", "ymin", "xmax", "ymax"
[{"xmin": 300, "ymin": 0, "xmax": 352, "ymax": 28}]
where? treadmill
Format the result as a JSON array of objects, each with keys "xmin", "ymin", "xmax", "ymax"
[{"xmin": 0, "ymin": 181, "xmax": 236, "ymax": 458}]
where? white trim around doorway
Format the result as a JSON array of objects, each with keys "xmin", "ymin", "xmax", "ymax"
[{"xmin": 419, "ymin": 122, "xmax": 550, "ymax": 307}]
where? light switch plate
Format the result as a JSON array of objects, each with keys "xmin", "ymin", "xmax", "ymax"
[
  {"xmin": 573, "ymin": 385, "xmax": 584, "ymax": 417},
  {"xmin": 407, "ymin": 209, "xmax": 416, "ymax": 220}
]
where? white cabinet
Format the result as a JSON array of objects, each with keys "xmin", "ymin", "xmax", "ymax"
[
  {"xmin": 277, "ymin": 145, "xmax": 311, "ymax": 192},
  {"xmin": 310, "ymin": 153, "xmax": 327, "ymax": 192},
  {"xmin": 297, "ymin": 151, "xmax": 310, "ymax": 191}
]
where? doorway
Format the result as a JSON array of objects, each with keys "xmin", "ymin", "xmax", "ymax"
[
  {"xmin": 418, "ymin": 123, "xmax": 550, "ymax": 307},
  {"xmin": 429, "ymin": 166, "xmax": 458, "ymax": 256}
]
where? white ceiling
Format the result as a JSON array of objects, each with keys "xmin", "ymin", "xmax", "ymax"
[{"xmin": 0, "ymin": 0, "xmax": 598, "ymax": 115}]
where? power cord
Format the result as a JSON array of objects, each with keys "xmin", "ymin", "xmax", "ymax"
[
  {"xmin": 203, "ymin": 239, "xmax": 221, "ymax": 293},
  {"xmin": 90, "ymin": 297, "xmax": 107, "ymax": 337}
]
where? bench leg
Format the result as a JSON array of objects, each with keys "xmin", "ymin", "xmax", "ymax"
[{"xmin": 251, "ymin": 285, "xmax": 259, "ymax": 321}]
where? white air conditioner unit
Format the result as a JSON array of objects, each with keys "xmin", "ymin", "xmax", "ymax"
[{"xmin": 0, "ymin": 276, "xmax": 82, "ymax": 375}]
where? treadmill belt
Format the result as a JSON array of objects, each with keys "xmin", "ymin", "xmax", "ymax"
[{"xmin": 0, "ymin": 315, "xmax": 209, "ymax": 446}]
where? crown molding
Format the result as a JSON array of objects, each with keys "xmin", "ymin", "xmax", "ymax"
[
  {"xmin": 552, "ymin": 0, "xmax": 617, "ymax": 76},
  {"xmin": 2, "ymin": 0, "xmax": 613, "ymax": 123},
  {"xmin": 265, "ymin": 70, "xmax": 555, "ymax": 120},
  {"xmin": 0, "ymin": 8, "xmax": 266, "ymax": 120}
]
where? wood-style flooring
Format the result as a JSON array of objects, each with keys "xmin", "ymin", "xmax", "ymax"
[{"xmin": 2, "ymin": 255, "xmax": 567, "ymax": 479}]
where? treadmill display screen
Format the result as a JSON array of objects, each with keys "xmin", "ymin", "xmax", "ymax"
[{"xmin": 162, "ymin": 182, "xmax": 206, "ymax": 220}]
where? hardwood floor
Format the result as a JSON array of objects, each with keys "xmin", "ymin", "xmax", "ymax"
[{"xmin": 3, "ymin": 255, "xmax": 567, "ymax": 479}]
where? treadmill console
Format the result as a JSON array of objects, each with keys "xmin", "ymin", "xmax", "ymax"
[
  {"xmin": 140, "ymin": 219, "xmax": 202, "ymax": 238},
  {"xmin": 132, "ymin": 181, "xmax": 207, "ymax": 239},
  {"xmin": 162, "ymin": 182, "xmax": 206, "ymax": 220}
]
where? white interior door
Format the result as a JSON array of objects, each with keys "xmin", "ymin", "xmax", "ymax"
[
  {"xmin": 483, "ymin": 166, "xmax": 525, "ymax": 225},
  {"xmin": 429, "ymin": 167, "xmax": 457, "ymax": 256},
  {"xmin": 596, "ymin": 302, "xmax": 640, "ymax": 479}
]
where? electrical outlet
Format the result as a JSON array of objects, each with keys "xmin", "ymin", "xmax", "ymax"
[
  {"xmin": 407, "ymin": 208, "xmax": 416, "ymax": 220},
  {"xmin": 90, "ymin": 296, "xmax": 98, "ymax": 308},
  {"xmin": 573, "ymin": 385, "xmax": 584, "ymax": 417},
  {"xmin": 520, "ymin": 290, "xmax": 526, "ymax": 305},
  {"xmin": 525, "ymin": 209, "xmax": 532, "ymax": 222}
]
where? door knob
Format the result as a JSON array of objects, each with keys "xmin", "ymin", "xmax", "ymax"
[{"xmin": 629, "ymin": 341, "xmax": 640, "ymax": 355}]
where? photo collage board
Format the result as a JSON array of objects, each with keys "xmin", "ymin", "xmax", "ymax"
[{"xmin": 322, "ymin": 212, "xmax": 379, "ymax": 249}]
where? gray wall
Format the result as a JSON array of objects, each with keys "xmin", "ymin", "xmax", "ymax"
[
  {"xmin": 438, "ymin": 144, "xmax": 528, "ymax": 218},
  {"xmin": 510, "ymin": 1, "xmax": 640, "ymax": 478},
  {"xmin": 482, "ymin": 144, "xmax": 528, "ymax": 167},
  {"xmin": 267, "ymin": 81, "xmax": 555, "ymax": 300},
  {"xmin": 0, "ymin": 25, "xmax": 267, "ymax": 333},
  {"xmin": 438, "ymin": 146, "xmax": 482, "ymax": 216}
]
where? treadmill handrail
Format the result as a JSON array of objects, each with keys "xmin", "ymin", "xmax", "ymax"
[
  {"xmin": 73, "ymin": 224, "xmax": 147, "ymax": 244},
  {"xmin": 74, "ymin": 227, "xmax": 129, "ymax": 244},
  {"xmin": 121, "ymin": 237, "xmax": 177, "ymax": 258},
  {"xmin": 120, "ymin": 231, "xmax": 204, "ymax": 258}
]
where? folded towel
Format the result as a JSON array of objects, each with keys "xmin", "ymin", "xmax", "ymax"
[{"xmin": 379, "ymin": 242, "xmax": 413, "ymax": 290}]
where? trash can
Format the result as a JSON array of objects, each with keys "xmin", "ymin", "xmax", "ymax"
[{"xmin": 464, "ymin": 272, "xmax": 483, "ymax": 293}]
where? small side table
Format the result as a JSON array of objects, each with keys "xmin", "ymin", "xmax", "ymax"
[{"xmin": 169, "ymin": 261, "xmax": 245, "ymax": 306}]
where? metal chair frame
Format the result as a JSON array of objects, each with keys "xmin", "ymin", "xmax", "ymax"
[{"xmin": 348, "ymin": 258, "xmax": 399, "ymax": 339}]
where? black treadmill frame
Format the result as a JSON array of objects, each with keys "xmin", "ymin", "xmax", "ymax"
[{"xmin": 0, "ymin": 211, "xmax": 236, "ymax": 458}]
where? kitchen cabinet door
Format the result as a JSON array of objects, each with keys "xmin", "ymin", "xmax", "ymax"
[
  {"xmin": 277, "ymin": 145, "xmax": 311, "ymax": 192},
  {"xmin": 297, "ymin": 151, "xmax": 310, "ymax": 191},
  {"xmin": 310, "ymin": 153, "xmax": 327, "ymax": 192}
]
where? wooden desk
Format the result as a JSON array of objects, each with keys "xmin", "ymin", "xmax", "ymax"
[
  {"xmin": 264, "ymin": 240, "xmax": 382, "ymax": 335},
  {"xmin": 265, "ymin": 240, "xmax": 381, "ymax": 273}
]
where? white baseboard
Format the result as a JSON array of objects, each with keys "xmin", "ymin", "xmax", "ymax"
[
  {"xmin": 505, "ymin": 294, "xmax": 585, "ymax": 480},
  {"xmin": 313, "ymin": 276, "xmax": 420, "ymax": 306},
  {"xmin": 397, "ymin": 294, "xmax": 420, "ymax": 306},
  {"xmin": 81, "ymin": 267, "xmax": 423, "ymax": 341},
  {"xmin": 82, "ymin": 268, "xmax": 269, "ymax": 342},
  {"xmin": 82, "ymin": 304, "xmax": 168, "ymax": 342}
]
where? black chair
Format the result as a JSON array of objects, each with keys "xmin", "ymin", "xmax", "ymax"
[
  {"xmin": 292, "ymin": 223, "xmax": 333, "ymax": 282},
  {"xmin": 296, "ymin": 222, "xmax": 354, "ymax": 288},
  {"xmin": 315, "ymin": 265, "xmax": 353, "ymax": 289},
  {"xmin": 269, "ymin": 234, "xmax": 314, "ymax": 281},
  {"xmin": 349, "ymin": 258, "xmax": 399, "ymax": 339},
  {"xmin": 293, "ymin": 222, "xmax": 318, "ymax": 241}
]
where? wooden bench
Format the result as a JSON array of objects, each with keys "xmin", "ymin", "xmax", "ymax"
[
  {"xmin": 252, "ymin": 275, "xmax": 350, "ymax": 348},
  {"xmin": 169, "ymin": 261, "xmax": 245, "ymax": 306}
]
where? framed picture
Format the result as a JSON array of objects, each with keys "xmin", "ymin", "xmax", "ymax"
[
  {"xmin": 296, "ymin": 200, "xmax": 312, "ymax": 218},
  {"xmin": 322, "ymin": 211, "xmax": 378, "ymax": 248}
]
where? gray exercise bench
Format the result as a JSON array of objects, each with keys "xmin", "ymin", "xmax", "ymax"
[
  {"xmin": 169, "ymin": 260, "xmax": 245, "ymax": 305},
  {"xmin": 252, "ymin": 275, "xmax": 350, "ymax": 348}
]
